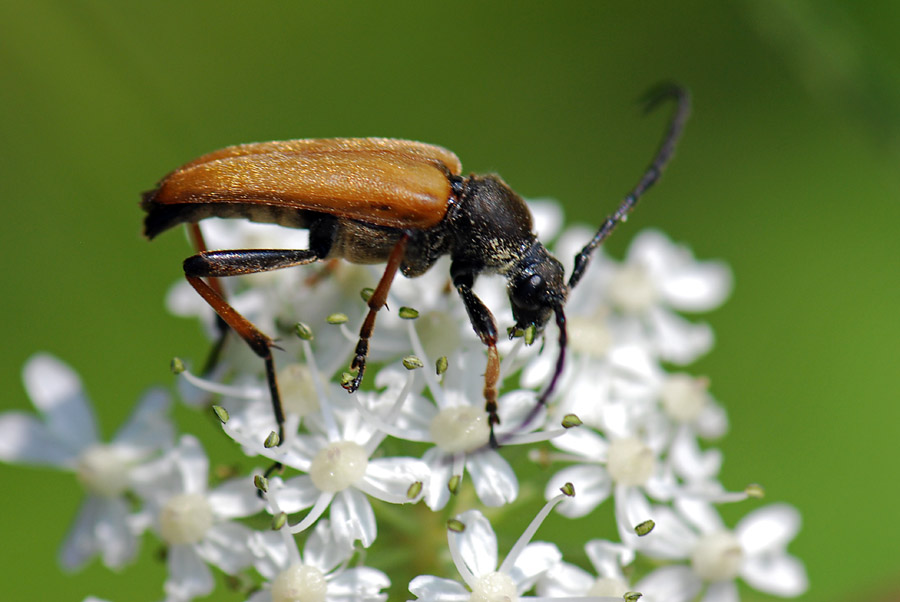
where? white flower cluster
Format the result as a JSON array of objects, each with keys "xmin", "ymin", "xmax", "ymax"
[{"xmin": 1, "ymin": 202, "xmax": 808, "ymax": 602}]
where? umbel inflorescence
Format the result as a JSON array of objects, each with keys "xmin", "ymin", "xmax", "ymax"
[{"xmin": 1, "ymin": 206, "xmax": 807, "ymax": 602}]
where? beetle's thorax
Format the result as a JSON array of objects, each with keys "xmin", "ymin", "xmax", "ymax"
[{"xmin": 444, "ymin": 174, "xmax": 537, "ymax": 274}]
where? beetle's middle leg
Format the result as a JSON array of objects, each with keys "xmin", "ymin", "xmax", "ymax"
[
  {"xmin": 451, "ymin": 269, "xmax": 502, "ymax": 448},
  {"xmin": 184, "ymin": 248, "xmax": 322, "ymax": 443},
  {"xmin": 342, "ymin": 233, "xmax": 411, "ymax": 394}
]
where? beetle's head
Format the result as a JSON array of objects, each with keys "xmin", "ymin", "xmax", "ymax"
[
  {"xmin": 507, "ymin": 243, "xmax": 568, "ymax": 336},
  {"xmin": 501, "ymin": 242, "xmax": 569, "ymax": 442}
]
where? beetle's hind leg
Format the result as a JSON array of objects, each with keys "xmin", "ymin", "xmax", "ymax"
[
  {"xmin": 187, "ymin": 225, "xmax": 230, "ymax": 375},
  {"xmin": 183, "ymin": 248, "xmax": 322, "ymax": 444},
  {"xmin": 342, "ymin": 233, "xmax": 411, "ymax": 393}
]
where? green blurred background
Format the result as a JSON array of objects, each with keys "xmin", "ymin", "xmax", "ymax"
[{"xmin": 2, "ymin": 1, "xmax": 898, "ymax": 600}]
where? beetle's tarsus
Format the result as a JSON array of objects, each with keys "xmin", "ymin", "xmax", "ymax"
[{"xmin": 342, "ymin": 368, "xmax": 364, "ymax": 393}]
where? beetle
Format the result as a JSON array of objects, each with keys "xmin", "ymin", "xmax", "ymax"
[{"xmin": 142, "ymin": 84, "xmax": 690, "ymax": 447}]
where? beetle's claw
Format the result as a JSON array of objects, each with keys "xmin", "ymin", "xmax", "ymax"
[{"xmin": 341, "ymin": 370, "xmax": 363, "ymax": 393}]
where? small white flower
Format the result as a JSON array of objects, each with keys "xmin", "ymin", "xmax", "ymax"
[
  {"xmin": 541, "ymin": 420, "xmax": 675, "ymax": 522},
  {"xmin": 367, "ymin": 345, "xmax": 559, "ymax": 510},
  {"xmin": 568, "ymin": 228, "xmax": 732, "ymax": 365},
  {"xmin": 631, "ymin": 498, "xmax": 808, "ymax": 600},
  {"xmin": 537, "ymin": 539, "xmax": 636, "ymax": 599},
  {"xmin": 132, "ymin": 435, "xmax": 264, "ymax": 601},
  {"xmin": 537, "ymin": 538, "xmax": 705, "ymax": 602},
  {"xmin": 408, "ymin": 499, "xmax": 567, "ymax": 602},
  {"xmin": 248, "ymin": 519, "xmax": 389, "ymax": 602},
  {"xmin": 0, "ymin": 353, "xmax": 173, "ymax": 571},
  {"xmin": 639, "ymin": 369, "xmax": 731, "ymax": 488},
  {"xmin": 225, "ymin": 374, "xmax": 429, "ymax": 549}
]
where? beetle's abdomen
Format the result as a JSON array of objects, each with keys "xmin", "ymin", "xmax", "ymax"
[
  {"xmin": 324, "ymin": 219, "xmax": 406, "ymax": 265},
  {"xmin": 142, "ymin": 198, "xmax": 315, "ymax": 238}
]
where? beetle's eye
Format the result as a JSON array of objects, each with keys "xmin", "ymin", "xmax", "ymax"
[
  {"xmin": 511, "ymin": 273, "xmax": 544, "ymax": 311},
  {"xmin": 508, "ymin": 249, "xmax": 566, "ymax": 329}
]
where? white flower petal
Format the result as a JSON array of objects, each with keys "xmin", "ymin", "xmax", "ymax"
[
  {"xmin": 636, "ymin": 565, "xmax": 702, "ymax": 602},
  {"xmin": 554, "ymin": 225, "xmax": 598, "ymax": 274},
  {"xmin": 247, "ymin": 589, "xmax": 271, "ymax": 602},
  {"xmin": 508, "ymin": 541, "xmax": 561, "ymax": 592},
  {"xmin": 616, "ymin": 485, "xmax": 654, "ymax": 549},
  {"xmin": 584, "ymin": 539, "xmax": 635, "ymax": 579},
  {"xmin": 165, "ymin": 544, "xmax": 215, "ymax": 600},
  {"xmin": 129, "ymin": 449, "xmax": 184, "ymax": 502},
  {"xmin": 619, "ymin": 491, "xmax": 695, "ymax": 559},
  {"xmin": 93, "ymin": 497, "xmax": 139, "ymax": 570},
  {"xmin": 626, "ymin": 230, "xmax": 730, "ymax": 313},
  {"xmin": 197, "ymin": 522, "xmax": 254, "ymax": 573},
  {"xmin": 331, "ymin": 488, "xmax": 376, "ymax": 548},
  {"xmin": 741, "ymin": 552, "xmax": 808, "ymax": 597},
  {"xmin": 536, "ymin": 561, "xmax": 594, "ymax": 597},
  {"xmin": 549, "ymin": 427, "xmax": 608, "ymax": 459},
  {"xmin": 557, "ymin": 366, "xmax": 615, "ymax": 429},
  {"xmin": 58, "ymin": 497, "xmax": 100, "ymax": 572},
  {"xmin": 495, "ymin": 389, "xmax": 542, "ymax": 429},
  {"xmin": 0, "ymin": 412, "xmax": 77, "ymax": 467},
  {"xmin": 174, "ymin": 435, "xmax": 209, "ymax": 495},
  {"xmin": 59, "ymin": 496, "xmax": 138, "ymax": 571},
  {"xmin": 627, "ymin": 230, "xmax": 677, "ymax": 274},
  {"xmin": 527, "ymin": 199, "xmax": 565, "ymax": 242},
  {"xmin": 276, "ymin": 475, "xmax": 322, "ymax": 513},
  {"xmin": 675, "ymin": 498, "xmax": 725, "ymax": 535},
  {"xmin": 207, "ymin": 476, "xmax": 265, "ymax": 520},
  {"xmin": 702, "ymin": 579, "xmax": 739, "ymax": 602},
  {"xmin": 695, "ymin": 402, "xmax": 728, "ymax": 439},
  {"xmin": 303, "ymin": 518, "xmax": 352, "ymax": 573},
  {"xmin": 736, "ymin": 503, "xmax": 801, "ymax": 555},
  {"xmin": 247, "ymin": 530, "xmax": 286, "ymax": 580},
  {"xmin": 361, "ymin": 457, "xmax": 430, "ymax": 503},
  {"xmin": 644, "ymin": 462, "xmax": 678, "ymax": 502},
  {"xmin": 455, "ymin": 510, "xmax": 498, "ymax": 577},
  {"xmin": 660, "ymin": 261, "xmax": 732, "ymax": 312},
  {"xmin": 23, "ymin": 353, "xmax": 98, "ymax": 451},
  {"xmin": 408, "ymin": 575, "xmax": 470, "ymax": 601},
  {"xmin": 397, "ymin": 394, "xmax": 439, "ymax": 434},
  {"xmin": 112, "ymin": 387, "xmax": 173, "ymax": 460},
  {"xmin": 327, "ymin": 566, "xmax": 391, "ymax": 598},
  {"xmin": 545, "ymin": 464, "xmax": 611, "ymax": 518},
  {"xmin": 671, "ymin": 427, "xmax": 722, "ymax": 482},
  {"xmin": 519, "ymin": 345, "xmax": 556, "ymax": 390},
  {"xmin": 58, "ymin": 496, "xmax": 137, "ymax": 571},
  {"xmin": 466, "ymin": 449, "xmax": 518, "ymax": 506},
  {"xmin": 422, "ymin": 448, "xmax": 454, "ymax": 511},
  {"xmin": 166, "ymin": 279, "xmax": 213, "ymax": 319},
  {"xmin": 646, "ymin": 307, "xmax": 714, "ymax": 364}
]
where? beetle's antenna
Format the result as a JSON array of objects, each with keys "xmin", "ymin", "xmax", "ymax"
[
  {"xmin": 541, "ymin": 305, "xmax": 567, "ymax": 409},
  {"xmin": 568, "ymin": 84, "xmax": 691, "ymax": 290}
]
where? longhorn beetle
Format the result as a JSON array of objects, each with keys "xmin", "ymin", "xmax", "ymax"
[{"xmin": 142, "ymin": 84, "xmax": 690, "ymax": 447}]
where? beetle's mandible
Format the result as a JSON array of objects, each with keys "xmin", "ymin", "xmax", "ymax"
[{"xmin": 142, "ymin": 85, "xmax": 690, "ymax": 447}]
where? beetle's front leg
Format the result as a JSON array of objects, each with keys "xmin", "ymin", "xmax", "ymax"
[
  {"xmin": 343, "ymin": 233, "xmax": 411, "ymax": 393},
  {"xmin": 452, "ymin": 268, "xmax": 501, "ymax": 448}
]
